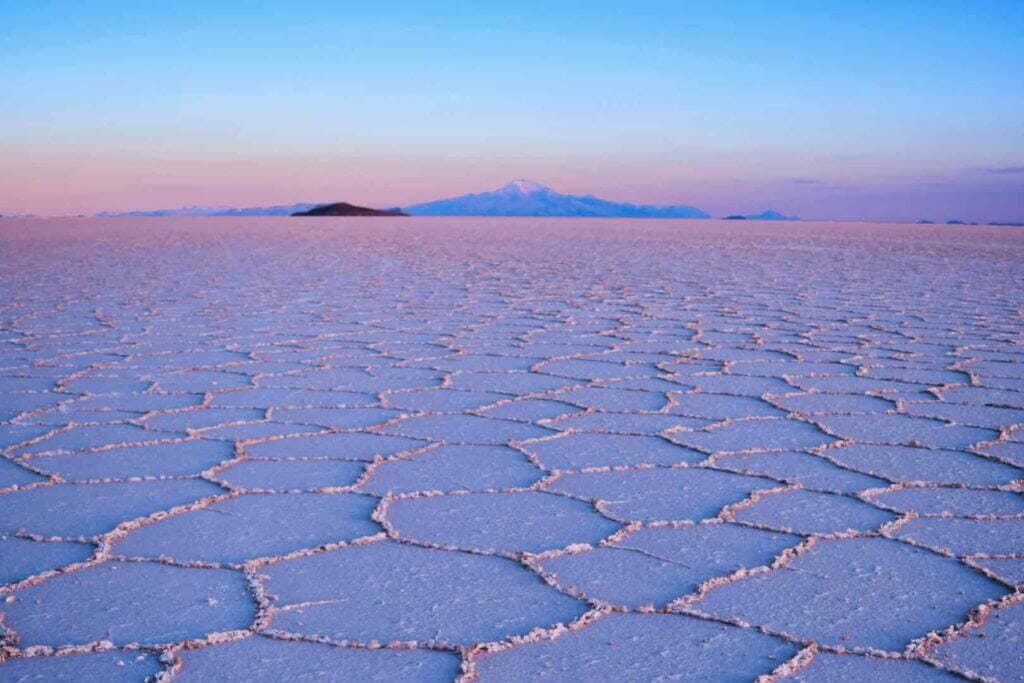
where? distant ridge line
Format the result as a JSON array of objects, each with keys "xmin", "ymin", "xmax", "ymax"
[{"xmin": 86, "ymin": 181, "xmax": 812, "ymax": 220}]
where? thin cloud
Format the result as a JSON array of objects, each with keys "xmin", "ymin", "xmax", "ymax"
[
  {"xmin": 987, "ymin": 166, "xmax": 1024, "ymax": 174},
  {"xmin": 788, "ymin": 178, "xmax": 821, "ymax": 185}
]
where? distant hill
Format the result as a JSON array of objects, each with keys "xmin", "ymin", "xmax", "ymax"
[
  {"xmin": 292, "ymin": 203, "xmax": 407, "ymax": 217},
  {"xmin": 96, "ymin": 203, "xmax": 321, "ymax": 218},
  {"xmin": 724, "ymin": 210, "xmax": 798, "ymax": 221},
  {"xmin": 403, "ymin": 180, "xmax": 709, "ymax": 218}
]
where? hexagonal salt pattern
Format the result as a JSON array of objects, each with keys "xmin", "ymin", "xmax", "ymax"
[
  {"xmin": 690, "ymin": 537, "xmax": 1006, "ymax": 651},
  {"xmin": 1, "ymin": 218, "xmax": 1022, "ymax": 678},
  {"xmin": 384, "ymin": 491, "xmax": 619, "ymax": 554},
  {"xmin": 263, "ymin": 541, "xmax": 587, "ymax": 646},
  {"xmin": 110, "ymin": 493, "xmax": 380, "ymax": 564}
]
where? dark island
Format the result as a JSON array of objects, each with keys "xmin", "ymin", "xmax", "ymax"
[{"xmin": 292, "ymin": 203, "xmax": 408, "ymax": 217}]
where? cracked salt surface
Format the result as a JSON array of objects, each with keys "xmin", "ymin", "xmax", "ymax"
[
  {"xmin": 360, "ymin": 444, "xmax": 542, "ymax": 495},
  {"xmin": 691, "ymin": 537, "xmax": 1007, "ymax": 651},
  {"xmin": 473, "ymin": 613, "xmax": 799, "ymax": 681},
  {"xmin": 384, "ymin": 491, "xmax": 619, "ymax": 555},
  {"xmin": 175, "ymin": 636, "xmax": 461, "ymax": 681},
  {"xmin": 1, "ymin": 218, "xmax": 1023, "ymax": 680},
  {"xmin": 111, "ymin": 493, "xmax": 380, "ymax": 564},
  {"xmin": 0, "ymin": 650, "xmax": 164, "ymax": 681},
  {"xmin": 265, "ymin": 541, "xmax": 587, "ymax": 646},
  {"xmin": 26, "ymin": 439, "xmax": 236, "ymax": 479},
  {"xmin": 783, "ymin": 652, "xmax": 960, "ymax": 681},
  {"xmin": 4, "ymin": 561, "xmax": 253, "ymax": 647}
]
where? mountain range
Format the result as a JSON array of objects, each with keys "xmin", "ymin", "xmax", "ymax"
[
  {"xmin": 95, "ymin": 203, "xmax": 321, "ymax": 218},
  {"xmin": 91, "ymin": 181, "xmax": 797, "ymax": 220}
]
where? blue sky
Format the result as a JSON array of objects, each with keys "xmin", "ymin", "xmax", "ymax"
[{"xmin": 1, "ymin": 0, "xmax": 1022, "ymax": 220}]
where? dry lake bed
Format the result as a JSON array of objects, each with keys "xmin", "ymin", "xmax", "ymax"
[{"xmin": 0, "ymin": 217, "xmax": 1022, "ymax": 681}]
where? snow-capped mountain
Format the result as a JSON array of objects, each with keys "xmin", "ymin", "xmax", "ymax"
[{"xmin": 403, "ymin": 180, "xmax": 709, "ymax": 218}]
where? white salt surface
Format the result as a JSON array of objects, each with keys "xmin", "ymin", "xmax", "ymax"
[{"xmin": 0, "ymin": 217, "xmax": 1022, "ymax": 679}]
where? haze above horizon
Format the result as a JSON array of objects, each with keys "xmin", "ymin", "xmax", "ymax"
[{"xmin": 2, "ymin": 1, "xmax": 1022, "ymax": 222}]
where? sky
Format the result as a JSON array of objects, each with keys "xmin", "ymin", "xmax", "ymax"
[{"xmin": 1, "ymin": 0, "xmax": 1022, "ymax": 221}]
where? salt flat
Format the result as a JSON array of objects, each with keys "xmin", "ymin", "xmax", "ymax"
[{"xmin": 0, "ymin": 217, "xmax": 1022, "ymax": 681}]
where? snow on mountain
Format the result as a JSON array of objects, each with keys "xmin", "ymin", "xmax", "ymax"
[{"xmin": 404, "ymin": 181, "xmax": 709, "ymax": 218}]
